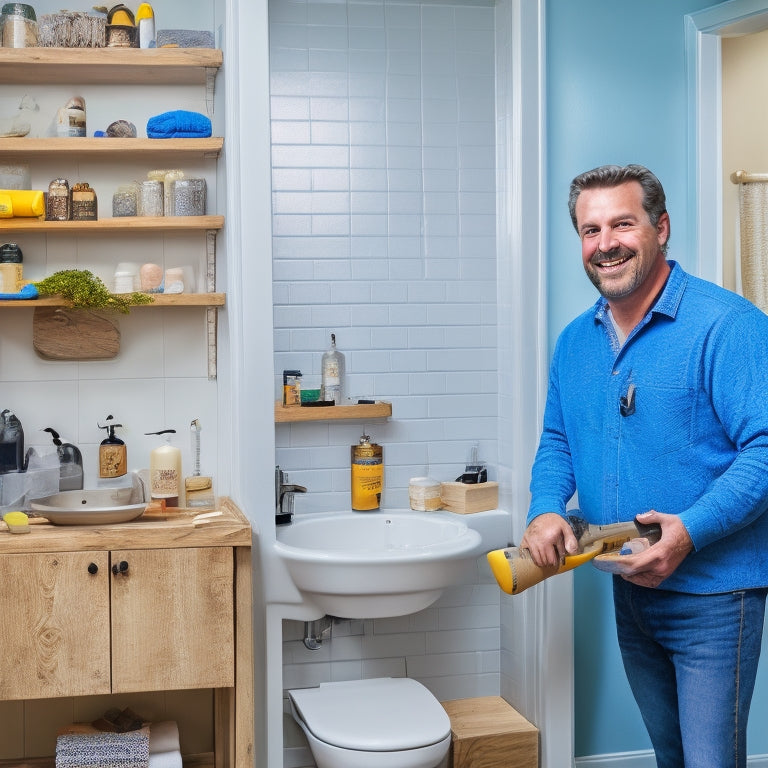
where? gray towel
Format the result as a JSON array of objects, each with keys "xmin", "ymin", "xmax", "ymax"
[{"xmin": 56, "ymin": 727, "xmax": 149, "ymax": 768}]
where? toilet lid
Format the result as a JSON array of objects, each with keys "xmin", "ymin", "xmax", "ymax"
[{"xmin": 288, "ymin": 678, "xmax": 451, "ymax": 751}]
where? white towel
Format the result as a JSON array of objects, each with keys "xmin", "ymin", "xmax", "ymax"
[
  {"xmin": 149, "ymin": 722, "xmax": 180, "ymax": 755},
  {"xmin": 148, "ymin": 751, "xmax": 182, "ymax": 768}
]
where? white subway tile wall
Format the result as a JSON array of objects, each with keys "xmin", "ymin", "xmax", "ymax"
[
  {"xmin": 271, "ymin": 0, "xmax": 499, "ymax": 514},
  {"xmin": 270, "ymin": 0, "xmax": 503, "ymax": 745}
]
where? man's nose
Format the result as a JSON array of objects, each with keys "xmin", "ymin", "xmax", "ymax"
[{"xmin": 598, "ymin": 227, "xmax": 619, "ymax": 252}]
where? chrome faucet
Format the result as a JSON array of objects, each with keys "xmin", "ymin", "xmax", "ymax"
[{"xmin": 275, "ymin": 465, "xmax": 307, "ymax": 525}]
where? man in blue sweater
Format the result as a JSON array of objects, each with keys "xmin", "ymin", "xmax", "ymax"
[{"xmin": 522, "ymin": 164, "xmax": 768, "ymax": 768}]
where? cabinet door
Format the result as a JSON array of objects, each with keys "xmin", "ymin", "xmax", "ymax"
[
  {"xmin": 110, "ymin": 546, "xmax": 234, "ymax": 693},
  {"xmin": 0, "ymin": 551, "xmax": 110, "ymax": 700}
]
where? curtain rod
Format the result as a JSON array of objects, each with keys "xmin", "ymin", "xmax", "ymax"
[{"xmin": 731, "ymin": 170, "xmax": 768, "ymax": 184}]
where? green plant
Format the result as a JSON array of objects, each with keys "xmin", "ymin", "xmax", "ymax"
[{"xmin": 33, "ymin": 269, "xmax": 153, "ymax": 314}]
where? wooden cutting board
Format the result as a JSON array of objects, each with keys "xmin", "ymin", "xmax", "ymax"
[{"xmin": 32, "ymin": 307, "xmax": 121, "ymax": 360}]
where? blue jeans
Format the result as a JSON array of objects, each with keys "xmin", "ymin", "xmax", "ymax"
[{"xmin": 613, "ymin": 578, "xmax": 767, "ymax": 768}]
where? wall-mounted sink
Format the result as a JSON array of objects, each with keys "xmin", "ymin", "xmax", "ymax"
[{"xmin": 274, "ymin": 510, "xmax": 484, "ymax": 618}]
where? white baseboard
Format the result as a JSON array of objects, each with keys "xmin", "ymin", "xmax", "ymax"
[{"xmin": 575, "ymin": 751, "xmax": 768, "ymax": 768}]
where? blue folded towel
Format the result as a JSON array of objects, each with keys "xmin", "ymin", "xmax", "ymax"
[
  {"xmin": 146, "ymin": 110, "xmax": 211, "ymax": 139},
  {"xmin": 0, "ymin": 284, "xmax": 37, "ymax": 300}
]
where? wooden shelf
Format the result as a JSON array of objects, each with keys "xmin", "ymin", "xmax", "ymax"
[
  {"xmin": 0, "ymin": 293, "xmax": 225, "ymax": 309},
  {"xmin": 275, "ymin": 401, "xmax": 392, "ymax": 423},
  {"xmin": 0, "ymin": 216, "xmax": 224, "ymax": 233},
  {"xmin": 0, "ymin": 137, "xmax": 223, "ymax": 158},
  {"xmin": 0, "ymin": 47, "xmax": 222, "ymax": 85}
]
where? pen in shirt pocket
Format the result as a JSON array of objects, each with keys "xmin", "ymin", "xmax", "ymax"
[{"xmin": 620, "ymin": 383, "xmax": 636, "ymax": 417}]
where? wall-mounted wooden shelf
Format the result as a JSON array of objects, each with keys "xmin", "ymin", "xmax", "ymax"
[
  {"xmin": 0, "ymin": 137, "xmax": 223, "ymax": 159},
  {"xmin": 0, "ymin": 216, "xmax": 224, "ymax": 233},
  {"xmin": 275, "ymin": 401, "xmax": 392, "ymax": 423},
  {"xmin": 0, "ymin": 293, "xmax": 225, "ymax": 309},
  {"xmin": 0, "ymin": 47, "xmax": 222, "ymax": 85}
]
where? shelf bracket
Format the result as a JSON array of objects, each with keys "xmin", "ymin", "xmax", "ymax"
[
  {"xmin": 205, "ymin": 68, "xmax": 217, "ymax": 117},
  {"xmin": 206, "ymin": 229, "xmax": 217, "ymax": 380}
]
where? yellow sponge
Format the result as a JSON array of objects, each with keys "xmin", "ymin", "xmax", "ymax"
[{"xmin": 0, "ymin": 189, "xmax": 44, "ymax": 217}]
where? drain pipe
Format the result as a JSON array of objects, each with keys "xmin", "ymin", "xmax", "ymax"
[{"xmin": 303, "ymin": 616, "xmax": 333, "ymax": 650}]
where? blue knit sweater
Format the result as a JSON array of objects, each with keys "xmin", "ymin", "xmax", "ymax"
[{"xmin": 528, "ymin": 261, "xmax": 768, "ymax": 593}]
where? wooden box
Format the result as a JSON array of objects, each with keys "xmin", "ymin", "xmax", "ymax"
[
  {"xmin": 442, "ymin": 696, "xmax": 538, "ymax": 768},
  {"xmin": 440, "ymin": 481, "xmax": 498, "ymax": 514}
]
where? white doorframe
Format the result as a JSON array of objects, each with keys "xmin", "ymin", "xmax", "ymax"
[
  {"xmin": 686, "ymin": 0, "xmax": 768, "ymax": 285},
  {"xmin": 496, "ymin": 1, "xmax": 573, "ymax": 767}
]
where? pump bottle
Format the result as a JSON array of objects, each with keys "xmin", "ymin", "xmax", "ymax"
[
  {"xmin": 146, "ymin": 429, "xmax": 183, "ymax": 507},
  {"xmin": 98, "ymin": 415, "xmax": 126, "ymax": 478}
]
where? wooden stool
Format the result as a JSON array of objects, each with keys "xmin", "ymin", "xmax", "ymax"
[{"xmin": 442, "ymin": 696, "xmax": 538, "ymax": 768}]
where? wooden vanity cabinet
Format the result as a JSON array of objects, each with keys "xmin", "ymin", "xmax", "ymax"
[{"xmin": 0, "ymin": 499, "xmax": 253, "ymax": 768}]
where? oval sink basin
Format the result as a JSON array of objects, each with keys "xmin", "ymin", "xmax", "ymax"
[
  {"xmin": 274, "ymin": 511, "xmax": 482, "ymax": 618},
  {"xmin": 30, "ymin": 484, "xmax": 146, "ymax": 525}
]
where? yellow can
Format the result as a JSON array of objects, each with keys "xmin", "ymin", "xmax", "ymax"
[{"xmin": 351, "ymin": 433, "xmax": 383, "ymax": 510}]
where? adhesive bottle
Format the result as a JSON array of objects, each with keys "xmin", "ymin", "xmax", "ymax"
[
  {"xmin": 146, "ymin": 429, "xmax": 183, "ymax": 507},
  {"xmin": 98, "ymin": 415, "xmax": 127, "ymax": 478},
  {"xmin": 320, "ymin": 333, "xmax": 345, "ymax": 405},
  {"xmin": 351, "ymin": 433, "xmax": 383, "ymax": 511}
]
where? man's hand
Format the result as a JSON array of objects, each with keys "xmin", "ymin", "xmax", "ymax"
[
  {"xmin": 520, "ymin": 513, "xmax": 580, "ymax": 568},
  {"xmin": 616, "ymin": 510, "xmax": 693, "ymax": 588}
]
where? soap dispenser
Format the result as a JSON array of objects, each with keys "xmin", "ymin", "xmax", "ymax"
[
  {"xmin": 44, "ymin": 427, "xmax": 83, "ymax": 491},
  {"xmin": 0, "ymin": 408, "xmax": 24, "ymax": 474},
  {"xmin": 98, "ymin": 415, "xmax": 127, "ymax": 478},
  {"xmin": 146, "ymin": 429, "xmax": 183, "ymax": 507}
]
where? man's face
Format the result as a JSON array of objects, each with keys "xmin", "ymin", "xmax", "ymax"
[{"xmin": 574, "ymin": 180, "xmax": 670, "ymax": 301}]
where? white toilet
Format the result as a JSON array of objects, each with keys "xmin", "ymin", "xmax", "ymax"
[{"xmin": 288, "ymin": 677, "xmax": 452, "ymax": 768}]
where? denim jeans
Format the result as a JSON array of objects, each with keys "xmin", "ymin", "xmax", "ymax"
[{"xmin": 613, "ymin": 577, "xmax": 767, "ymax": 768}]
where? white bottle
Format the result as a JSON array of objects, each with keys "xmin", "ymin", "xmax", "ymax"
[
  {"xmin": 320, "ymin": 333, "xmax": 345, "ymax": 405},
  {"xmin": 146, "ymin": 429, "xmax": 183, "ymax": 507}
]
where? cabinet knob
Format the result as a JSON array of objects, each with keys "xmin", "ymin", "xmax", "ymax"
[
  {"xmin": 87, "ymin": 562, "xmax": 99, "ymax": 574},
  {"xmin": 112, "ymin": 560, "xmax": 129, "ymax": 575}
]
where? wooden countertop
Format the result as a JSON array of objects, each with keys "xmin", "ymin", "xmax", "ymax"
[{"xmin": 0, "ymin": 497, "xmax": 252, "ymax": 554}]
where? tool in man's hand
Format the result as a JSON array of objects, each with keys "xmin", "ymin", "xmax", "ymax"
[{"xmin": 487, "ymin": 515, "xmax": 661, "ymax": 595}]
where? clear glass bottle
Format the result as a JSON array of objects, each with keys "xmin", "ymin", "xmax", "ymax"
[{"xmin": 320, "ymin": 333, "xmax": 345, "ymax": 405}]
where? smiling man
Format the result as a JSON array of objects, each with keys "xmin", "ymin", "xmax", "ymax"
[{"xmin": 521, "ymin": 165, "xmax": 768, "ymax": 767}]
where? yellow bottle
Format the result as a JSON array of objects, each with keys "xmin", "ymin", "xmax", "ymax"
[{"xmin": 351, "ymin": 433, "xmax": 383, "ymax": 510}]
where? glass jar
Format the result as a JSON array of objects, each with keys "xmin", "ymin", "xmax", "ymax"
[
  {"xmin": 46, "ymin": 178, "xmax": 71, "ymax": 221},
  {"xmin": 112, "ymin": 184, "xmax": 138, "ymax": 217},
  {"xmin": 71, "ymin": 182, "xmax": 97, "ymax": 221},
  {"xmin": 1, "ymin": 3, "xmax": 38, "ymax": 47},
  {"xmin": 137, "ymin": 180, "xmax": 163, "ymax": 217},
  {"xmin": 168, "ymin": 178, "xmax": 206, "ymax": 217}
]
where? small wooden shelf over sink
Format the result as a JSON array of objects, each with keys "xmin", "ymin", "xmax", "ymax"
[{"xmin": 275, "ymin": 401, "xmax": 392, "ymax": 423}]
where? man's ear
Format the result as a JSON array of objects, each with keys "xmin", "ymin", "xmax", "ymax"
[{"xmin": 657, "ymin": 211, "xmax": 671, "ymax": 247}]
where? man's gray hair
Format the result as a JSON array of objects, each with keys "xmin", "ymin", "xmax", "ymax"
[{"xmin": 568, "ymin": 164, "xmax": 668, "ymax": 239}]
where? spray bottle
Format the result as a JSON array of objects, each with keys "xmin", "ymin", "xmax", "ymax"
[
  {"xmin": 351, "ymin": 432, "xmax": 383, "ymax": 511},
  {"xmin": 146, "ymin": 429, "xmax": 183, "ymax": 507},
  {"xmin": 98, "ymin": 415, "xmax": 127, "ymax": 478}
]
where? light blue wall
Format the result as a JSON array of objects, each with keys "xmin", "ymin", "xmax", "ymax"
[{"xmin": 544, "ymin": 0, "xmax": 768, "ymax": 759}]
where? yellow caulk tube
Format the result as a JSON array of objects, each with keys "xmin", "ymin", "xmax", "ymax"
[{"xmin": 487, "ymin": 516, "xmax": 661, "ymax": 595}]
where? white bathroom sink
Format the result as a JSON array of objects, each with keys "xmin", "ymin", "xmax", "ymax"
[{"xmin": 274, "ymin": 510, "xmax": 483, "ymax": 618}]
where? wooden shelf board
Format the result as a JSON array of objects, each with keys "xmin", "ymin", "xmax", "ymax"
[
  {"xmin": 275, "ymin": 401, "xmax": 392, "ymax": 422},
  {"xmin": 0, "ymin": 47, "xmax": 222, "ymax": 85},
  {"xmin": 0, "ymin": 216, "xmax": 224, "ymax": 233},
  {"xmin": 0, "ymin": 137, "xmax": 223, "ymax": 158},
  {"xmin": 0, "ymin": 293, "xmax": 225, "ymax": 309}
]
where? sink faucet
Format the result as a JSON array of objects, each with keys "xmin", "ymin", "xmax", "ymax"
[{"xmin": 275, "ymin": 465, "xmax": 307, "ymax": 525}]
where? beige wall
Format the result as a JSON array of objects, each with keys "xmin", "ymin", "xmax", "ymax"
[{"xmin": 722, "ymin": 29, "xmax": 768, "ymax": 292}]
